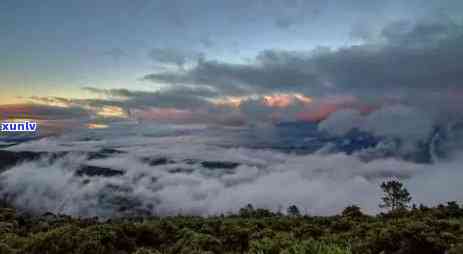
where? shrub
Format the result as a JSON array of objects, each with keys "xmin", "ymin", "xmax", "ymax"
[{"xmin": 171, "ymin": 228, "xmax": 222, "ymax": 254}]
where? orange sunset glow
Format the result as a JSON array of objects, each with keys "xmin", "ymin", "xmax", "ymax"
[
  {"xmin": 87, "ymin": 123, "xmax": 109, "ymax": 129},
  {"xmin": 213, "ymin": 93, "xmax": 313, "ymax": 109},
  {"xmin": 96, "ymin": 106, "xmax": 128, "ymax": 118},
  {"xmin": 263, "ymin": 93, "xmax": 312, "ymax": 107}
]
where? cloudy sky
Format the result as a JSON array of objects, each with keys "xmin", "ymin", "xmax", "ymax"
[{"xmin": 1, "ymin": 0, "xmax": 463, "ymax": 133}]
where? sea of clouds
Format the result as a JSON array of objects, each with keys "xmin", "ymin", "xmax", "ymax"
[{"xmin": 1, "ymin": 119, "xmax": 462, "ymax": 218}]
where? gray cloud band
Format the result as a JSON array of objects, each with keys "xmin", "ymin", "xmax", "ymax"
[{"xmin": 143, "ymin": 20, "xmax": 463, "ymax": 100}]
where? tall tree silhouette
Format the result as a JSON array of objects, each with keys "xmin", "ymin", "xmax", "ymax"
[{"xmin": 379, "ymin": 180, "xmax": 412, "ymax": 212}]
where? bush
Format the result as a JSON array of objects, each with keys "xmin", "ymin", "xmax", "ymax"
[
  {"xmin": 132, "ymin": 247, "xmax": 161, "ymax": 254},
  {"xmin": 1, "ymin": 202, "xmax": 463, "ymax": 254},
  {"xmin": 171, "ymin": 228, "xmax": 222, "ymax": 254},
  {"xmin": 249, "ymin": 232, "xmax": 294, "ymax": 254},
  {"xmin": 448, "ymin": 243, "xmax": 463, "ymax": 254}
]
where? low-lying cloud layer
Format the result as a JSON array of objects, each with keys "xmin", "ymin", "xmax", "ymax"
[{"xmin": 1, "ymin": 123, "xmax": 462, "ymax": 218}]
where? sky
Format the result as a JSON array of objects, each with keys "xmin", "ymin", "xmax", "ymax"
[{"xmin": 1, "ymin": 0, "xmax": 463, "ymax": 133}]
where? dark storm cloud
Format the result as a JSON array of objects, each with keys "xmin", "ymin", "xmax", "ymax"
[
  {"xmin": 143, "ymin": 19, "xmax": 463, "ymax": 101},
  {"xmin": 316, "ymin": 19, "xmax": 463, "ymax": 97},
  {"xmin": 144, "ymin": 53, "xmax": 322, "ymax": 96}
]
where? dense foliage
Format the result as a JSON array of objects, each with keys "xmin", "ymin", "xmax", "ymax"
[
  {"xmin": 379, "ymin": 180, "xmax": 412, "ymax": 212},
  {"xmin": 1, "ymin": 201, "xmax": 463, "ymax": 254}
]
